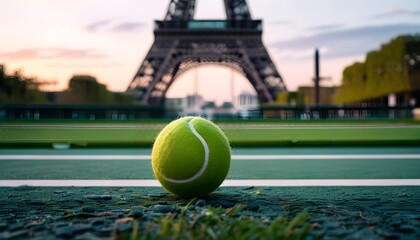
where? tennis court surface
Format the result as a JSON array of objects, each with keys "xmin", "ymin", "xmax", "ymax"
[{"xmin": 1, "ymin": 145, "xmax": 419, "ymax": 239}]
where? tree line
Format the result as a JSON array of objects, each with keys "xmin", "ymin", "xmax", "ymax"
[
  {"xmin": 0, "ymin": 66, "xmax": 48, "ymax": 104},
  {"xmin": 334, "ymin": 34, "xmax": 420, "ymax": 104},
  {"xmin": 0, "ymin": 66, "xmax": 134, "ymax": 105}
]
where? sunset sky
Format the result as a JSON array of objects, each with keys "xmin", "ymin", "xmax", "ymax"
[{"xmin": 1, "ymin": 0, "xmax": 419, "ymax": 104}]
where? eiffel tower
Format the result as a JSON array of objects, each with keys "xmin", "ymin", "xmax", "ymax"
[{"xmin": 127, "ymin": 0, "xmax": 286, "ymax": 105}]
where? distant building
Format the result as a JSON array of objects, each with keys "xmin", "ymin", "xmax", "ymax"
[
  {"xmin": 166, "ymin": 95, "xmax": 210, "ymax": 116},
  {"xmin": 236, "ymin": 92, "xmax": 259, "ymax": 110},
  {"xmin": 165, "ymin": 98, "xmax": 183, "ymax": 117},
  {"xmin": 182, "ymin": 94, "xmax": 204, "ymax": 115},
  {"xmin": 166, "ymin": 92, "xmax": 260, "ymax": 118},
  {"xmin": 235, "ymin": 92, "xmax": 259, "ymax": 118}
]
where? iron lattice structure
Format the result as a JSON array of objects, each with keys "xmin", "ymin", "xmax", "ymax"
[{"xmin": 127, "ymin": 0, "xmax": 286, "ymax": 105}]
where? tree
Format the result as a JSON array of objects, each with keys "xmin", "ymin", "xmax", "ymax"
[
  {"xmin": 334, "ymin": 34, "xmax": 420, "ymax": 104},
  {"xmin": 0, "ymin": 65, "xmax": 48, "ymax": 104},
  {"xmin": 58, "ymin": 75, "xmax": 115, "ymax": 104}
]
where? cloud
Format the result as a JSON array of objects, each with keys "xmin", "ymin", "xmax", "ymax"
[
  {"xmin": 307, "ymin": 24, "xmax": 345, "ymax": 32},
  {"xmin": 48, "ymin": 63, "xmax": 120, "ymax": 68},
  {"xmin": 86, "ymin": 19, "xmax": 113, "ymax": 32},
  {"xmin": 0, "ymin": 48, "xmax": 106, "ymax": 60},
  {"xmin": 276, "ymin": 48, "xmax": 327, "ymax": 59},
  {"xmin": 271, "ymin": 24, "xmax": 420, "ymax": 59},
  {"xmin": 111, "ymin": 22, "xmax": 145, "ymax": 32},
  {"xmin": 85, "ymin": 19, "xmax": 145, "ymax": 33},
  {"xmin": 372, "ymin": 8, "xmax": 416, "ymax": 19}
]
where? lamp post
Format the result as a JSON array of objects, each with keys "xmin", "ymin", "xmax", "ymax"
[{"xmin": 315, "ymin": 48, "xmax": 320, "ymax": 106}]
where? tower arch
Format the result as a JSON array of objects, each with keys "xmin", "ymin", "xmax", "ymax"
[{"xmin": 127, "ymin": 0, "xmax": 286, "ymax": 105}]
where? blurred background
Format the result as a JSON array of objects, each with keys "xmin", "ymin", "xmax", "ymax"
[{"xmin": 0, "ymin": 0, "xmax": 419, "ymax": 120}]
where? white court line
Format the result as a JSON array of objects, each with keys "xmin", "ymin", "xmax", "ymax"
[
  {"xmin": 233, "ymin": 154, "xmax": 420, "ymax": 160},
  {"xmin": 0, "ymin": 179, "xmax": 419, "ymax": 187},
  {"xmin": 1, "ymin": 154, "xmax": 420, "ymax": 160},
  {"xmin": 0, "ymin": 155, "xmax": 151, "ymax": 160}
]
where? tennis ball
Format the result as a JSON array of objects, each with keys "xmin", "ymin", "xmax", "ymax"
[{"xmin": 152, "ymin": 116, "xmax": 231, "ymax": 198}]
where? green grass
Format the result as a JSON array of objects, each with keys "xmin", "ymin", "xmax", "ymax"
[
  {"xmin": 116, "ymin": 202, "xmax": 314, "ymax": 240},
  {"xmin": 1, "ymin": 120, "xmax": 420, "ymax": 147},
  {"xmin": 224, "ymin": 127, "xmax": 420, "ymax": 146}
]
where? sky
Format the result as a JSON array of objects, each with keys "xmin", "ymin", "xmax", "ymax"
[{"xmin": 0, "ymin": 0, "xmax": 419, "ymax": 104}]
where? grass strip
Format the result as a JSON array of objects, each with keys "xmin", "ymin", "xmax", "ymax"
[
  {"xmin": 1, "ymin": 123, "xmax": 420, "ymax": 148},
  {"xmin": 115, "ymin": 203, "xmax": 314, "ymax": 240}
]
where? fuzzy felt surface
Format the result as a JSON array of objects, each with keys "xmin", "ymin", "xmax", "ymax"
[{"xmin": 152, "ymin": 116, "xmax": 231, "ymax": 198}]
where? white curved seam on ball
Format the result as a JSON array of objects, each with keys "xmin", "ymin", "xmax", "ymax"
[{"xmin": 160, "ymin": 118, "xmax": 210, "ymax": 183}]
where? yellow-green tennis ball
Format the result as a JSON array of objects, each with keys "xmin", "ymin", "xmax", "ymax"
[{"xmin": 152, "ymin": 116, "xmax": 231, "ymax": 198}]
